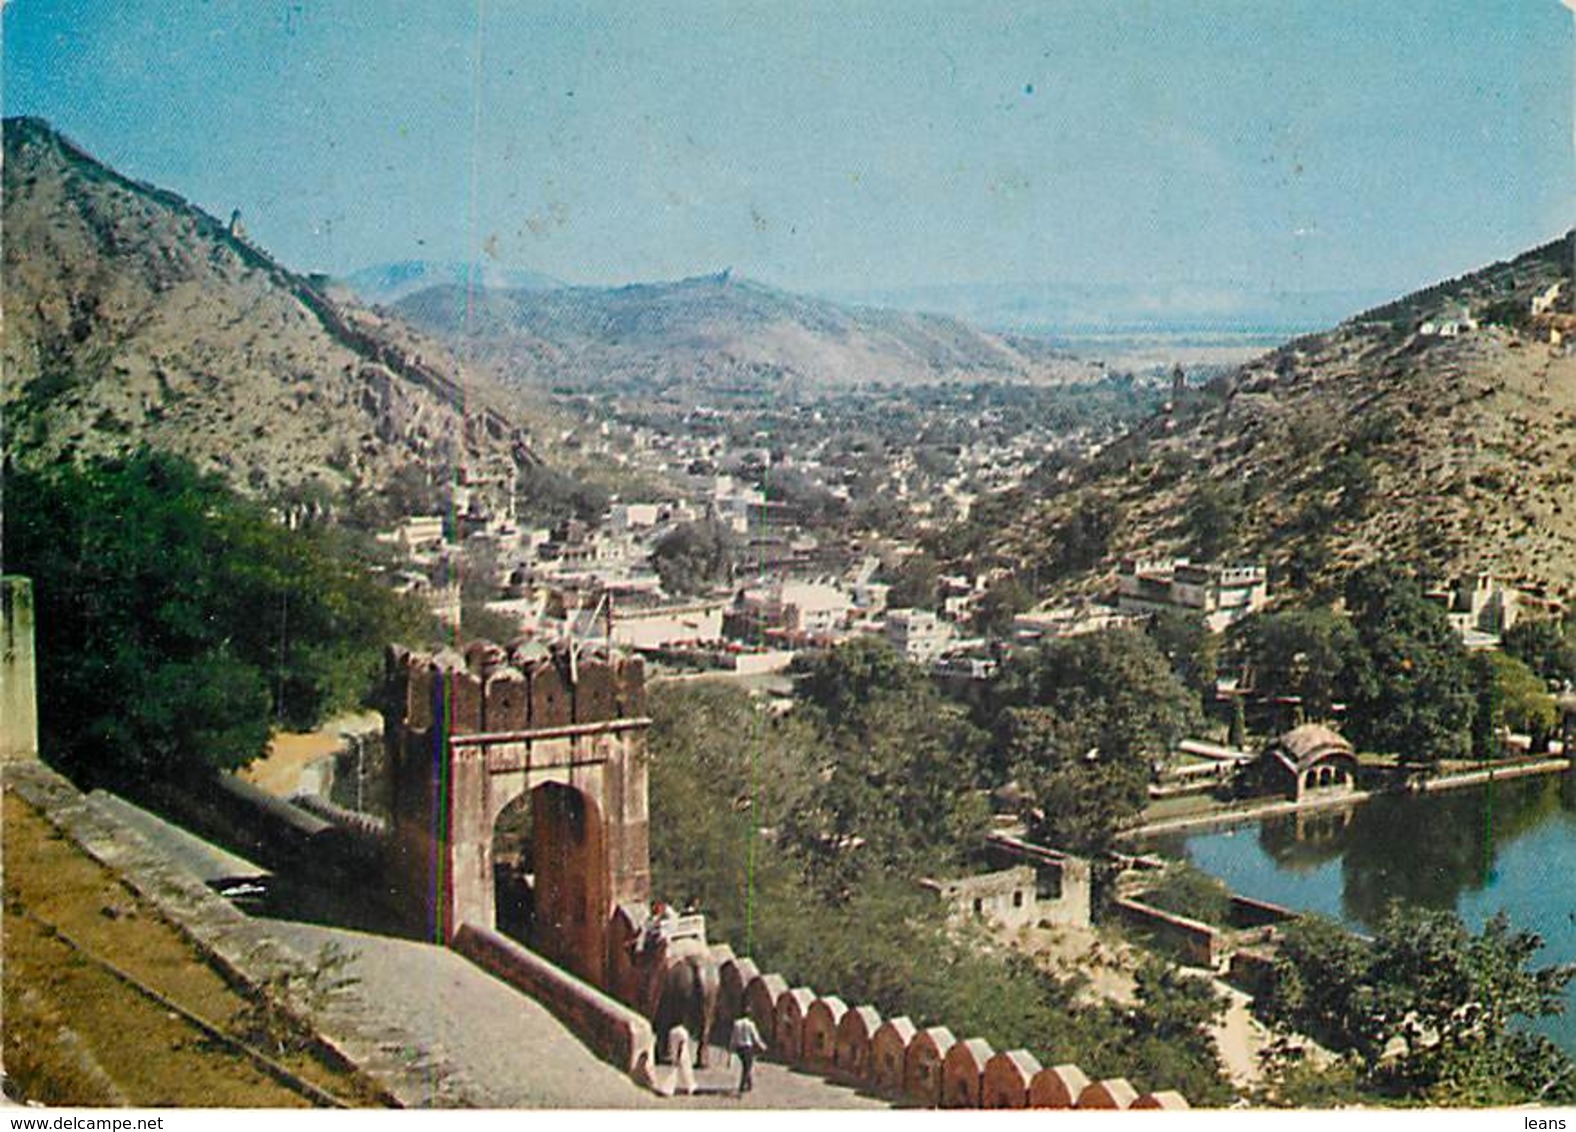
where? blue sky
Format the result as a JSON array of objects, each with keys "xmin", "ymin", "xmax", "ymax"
[{"xmin": 4, "ymin": 1, "xmax": 1572, "ymax": 296}]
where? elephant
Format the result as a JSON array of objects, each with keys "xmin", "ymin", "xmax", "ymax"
[{"xmin": 648, "ymin": 950, "xmax": 720, "ymax": 1067}]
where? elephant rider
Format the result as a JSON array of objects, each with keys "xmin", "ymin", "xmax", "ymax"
[{"xmin": 637, "ymin": 900, "xmax": 679, "ymax": 956}]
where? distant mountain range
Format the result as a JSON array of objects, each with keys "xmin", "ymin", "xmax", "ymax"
[
  {"xmin": 390, "ymin": 271, "xmax": 1106, "ymax": 396},
  {"xmin": 340, "ymin": 260, "xmax": 564, "ymax": 305},
  {"xmin": 1, "ymin": 117, "xmax": 547, "ymax": 501},
  {"xmin": 956, "ymin": 231, "xmax": 1576, "ymax": 603}
]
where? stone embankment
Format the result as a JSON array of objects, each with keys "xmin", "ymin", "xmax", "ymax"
[{"xmin": 1127, "ymin": 755, "xmax": 1572, "ymax": 840}]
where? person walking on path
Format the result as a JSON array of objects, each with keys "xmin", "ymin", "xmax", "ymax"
[{"xmin": 729, "ymin": 1015, "xmax": 767, "ymax": 1095}]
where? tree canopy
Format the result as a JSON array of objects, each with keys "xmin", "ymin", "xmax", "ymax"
[
  {"xmin": 990, "ymin": 629, "xmax": 1198, "ymax": 852},
  {"xmin": 1143, "ymin": 608, "xmax": 1219, "ymax": 707},
  {"xmin": 1341, "ymin": 567, "xmax": 1473, "ymax": 763},
  {"xmin": 4, "ymin": 451, "xmax": 433, "ymax": 781},
  {"xmin": 1234, "ymin": 607, "xmax": 1365, "ymax": 723},
  {"xmin": 1472, "ymin": 650, "xmax": 1557, "ymax": 755},
  {"xmin": 1503, "ymin": 615, "xmax": 1576, "ymax": 689},
  {"xmin": 646, "ymin": 676, "xmax": 1232, "ymax": 1103},
  {"xmin": 650, "ymin": 519, "xmax": 737, "ymax": 597},
  {"xmin": 789, "ymin": 639, "xmax": 990, "ymax": 895},
  {"xmin": 1259, "ymin": 906, "xmax": 1576, "ymax": 1104}
]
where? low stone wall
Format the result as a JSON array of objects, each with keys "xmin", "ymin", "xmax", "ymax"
[
  {"xmin": 1226, "ymin": 947, "xmax": 1279, "ymax": 996},
  {"xmin": 1126, "ymin": 756, "xmax": 1574, "ymax": 841},
  {"xmin": 452, "ymin": 922, "xmax": 655, "ymax": 1078},
  {"xmin": 1227, "ymin": 894, "xmax": 1299, "ymax": 929},
  {"xmin": 1111, "ymin": 895, "xmax": 1221, "ymax": 969}
]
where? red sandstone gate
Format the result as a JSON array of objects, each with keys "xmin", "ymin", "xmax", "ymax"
[{"xmin": 382, "ymin": 643, "xmax": 651, "ymax": 986}]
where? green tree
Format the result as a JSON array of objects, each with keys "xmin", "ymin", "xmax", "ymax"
[
  {"xmin": 1228, "ymin": 695, "xmax": 1248, "ymax": 749},
  {"xmin": 1328, "ymin": 451, "xmax": 1377, "ymax": 519},
  {"xmin": 1141, "ymin": 863, "xmax": 1234, "ymax": 925},
  {"xmin": 885, "ymin": 553, "xmax": 940, "ymax": 610},
  {"xmin": 1503, "ymin": 616, "xmax": 1576, "ymax": 688},
  {"xmin": 1342, "ymin": 566, "xmax": 1472, "ymax": 763},
  {"xmin": 1144, "ymin": 609, "xmax": 1219, "ymax": 705},
  {"xmin": 4, "ymin": 452, "xmax": 431, "ymax": 781},
  {"xmin": 1052, "ymin": 497, "xmax": 1123, "ymax": 577},
  {"xmin": 994, "ymin": 629, "xmax": 1200, "ymax": 771},
  {"xmin": 1236, "ymin": 607, "xmax": 1365, "ymax": 723},
  {"xmin": 1186, "ymin": 481, "xmax": 1240, "ymax": 561},
  {"xmin": 646, "ymin": 682, "xmax": 816, "ymax": 943},
  {"xmin": 649, "ymin": 519, "xmax": 737, "ymax": 596},
  {"xmin": 459, "ymin": 602, "xmax": 522, "ymax": 646},
  {"xmin": 1469, "ymin": 651, "xmax": 1504, "ymax": 759},
  {"xmin": 1259, "ymin": 907, "xmax": 1576, "ymax": 1104},
  {"xmin": 1120, "ymin": 959, "xmax": 1233, "ymax": 1106},
  {"xmin": 796, "ymin": 636, "xmax": 922, "ymax": 727},
  {"xmin": 1474, "ymin": 651, "xmax": 1557, "ymax": 752},
  {"xmin": 1002, "ymin": 705, "xmax": 1149, "ymax": 855},
  {"xmin": 971, "ymin": 574, "xmax": 1032, "ymax": 637},
  {"xmin": 992, "ymin": 630, "xmax": 1198, "ymax": 851},
  {"xmin": 788, "ymin": 640, "xmax": 989, "ymax": 895}
]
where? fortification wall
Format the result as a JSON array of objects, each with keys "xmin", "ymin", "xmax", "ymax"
[
  {"xmin": 611, "ymin": 900, "xmax": 1190, "ymax": 1109},
  {"xmin": 373, "ymin": 636, "xmax": 1192, "ymax": 1105},
  {"xmin": 1110, "ymin": 895, "xmax": 1222, "ymax": 969}
]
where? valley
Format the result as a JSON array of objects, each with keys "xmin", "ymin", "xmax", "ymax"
[{"xmin": 4, "ymin": 10, "xmax": 1576, "ymax": 1107}]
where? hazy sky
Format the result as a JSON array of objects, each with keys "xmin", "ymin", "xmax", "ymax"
[{"xmin": 4, "ymin": 1, "xmax": 1572, "ymax": 295}]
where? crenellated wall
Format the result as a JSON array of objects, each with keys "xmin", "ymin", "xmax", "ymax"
[{"xmin": 703, "ymin": 937, "xmax": 1189, "ymax": 1110}]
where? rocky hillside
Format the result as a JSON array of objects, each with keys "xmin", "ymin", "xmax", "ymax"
[
  {"xmin": 955, "ymin": 233, "xmax": 1576, "ymax": 606},
  {"xmin": 1, "ymin": 117, "xmax": 546, "ymax": 504},
  {"xmin": 391, "ymin": 271, "xmax": 1104, "ymax": 396}
]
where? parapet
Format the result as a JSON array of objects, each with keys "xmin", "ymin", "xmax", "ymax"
[{"xmin": 384, "ymin": 640, "xmax": 646, "ymax": 737}]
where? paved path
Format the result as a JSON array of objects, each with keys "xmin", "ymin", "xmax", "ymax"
[{"xmin": 88, "ymin": 791, "xmax": 884, "ymax": 1109}]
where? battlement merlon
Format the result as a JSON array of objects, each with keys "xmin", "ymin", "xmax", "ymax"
[{"xmin": 384, "ymin": 641, "xmax": 647, "ymax": 738}]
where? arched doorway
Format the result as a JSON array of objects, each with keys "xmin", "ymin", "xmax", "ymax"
[
  {"xmin": 530, "ymin": 781, "xmax": 610, "ymax": 983},
  {"xmin": 492, "ymin": 792, "xmax": 535, "ymax": 943}
]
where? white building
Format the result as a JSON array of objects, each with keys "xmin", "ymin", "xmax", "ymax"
[
  {"xmin": 1425, "ymin": 574, "xmax": 1529, "ymax": 648},
  {"xmin": 739, "ymin": 581, "xmax": 851, "ymax": 637},
  {"xmin": 379, "ymin": 515, "xmax": 446, "ymax": 556},
  {"xmin": 1012, "ymin": 601, "xmax": 1137, "ymax": 643},
  {"xmin": 610, "ymin": 601, "xmax": 727, "ymax": 650},
  {"xmin": 610, "ymin": 503, "xmax": 661, "ymax": 531},
  {"xmin": 1116, "ymin": 558, "xmax": 1268, "ymax": 632},
  {"xmin": 883, "ymin": 608, "xmax": 952, "ymax": 663}
]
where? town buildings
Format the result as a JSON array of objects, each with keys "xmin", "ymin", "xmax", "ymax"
[{"xmin": 1115, "ymin": 558, "xmax": 1268, "ymax": 632}]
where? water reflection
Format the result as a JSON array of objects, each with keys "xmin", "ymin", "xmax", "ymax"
[{"xmin": 1148, "ymin": 771, "xmax": 1576, "ymax": 1053}]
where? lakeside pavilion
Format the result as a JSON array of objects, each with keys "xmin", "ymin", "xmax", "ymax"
[{"xmin": 1249, "ymin": 723, "xmax": 1358, "ymax": 803}]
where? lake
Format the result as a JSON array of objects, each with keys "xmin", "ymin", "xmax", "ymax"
[{"xmin": 1145, "ymin": 771, "xmax": 1576, "ymax": 1056}]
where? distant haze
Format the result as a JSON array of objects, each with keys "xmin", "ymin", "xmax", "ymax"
[
  {"xmin": 341, "ymin": 261, "xmax": 565, "ymax": 306},
  {"xmin": 827, "ymin": 280, "xmax": 1397, "ymax": 337},
  {"xmin": 4, "ymin": 2, "xmax": 1571, "ymax": 302}
]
